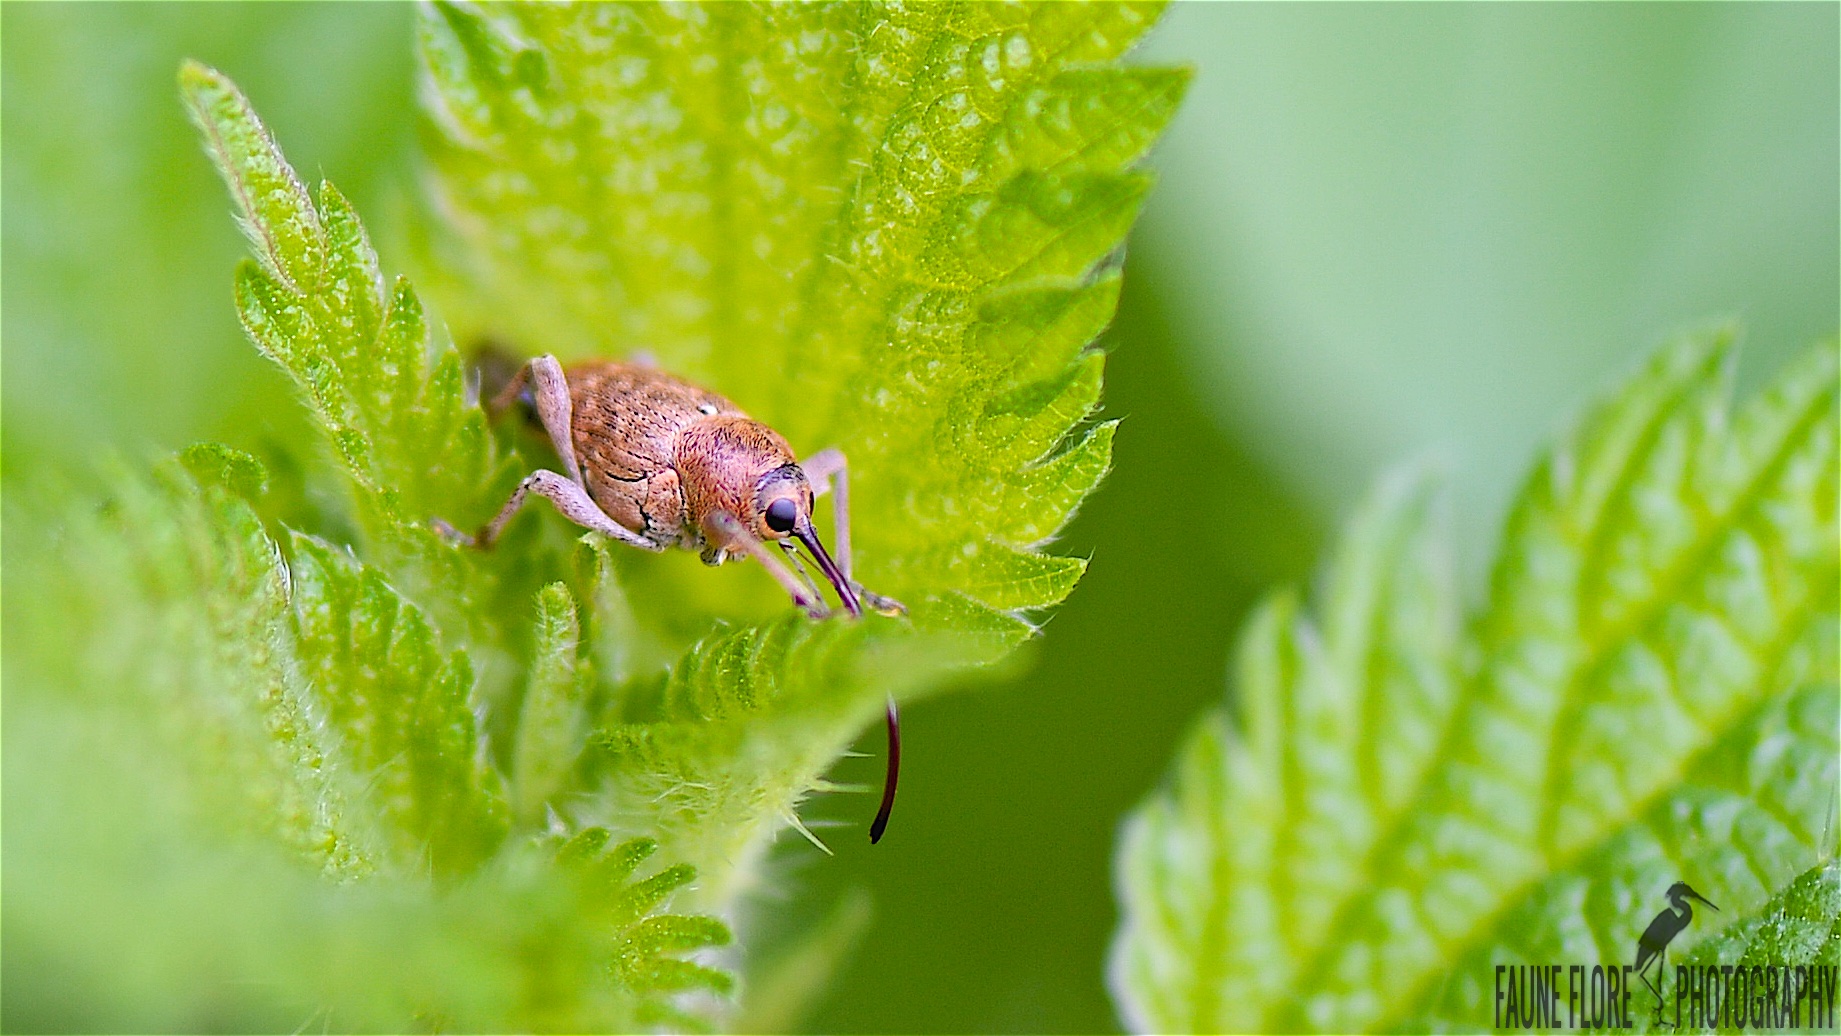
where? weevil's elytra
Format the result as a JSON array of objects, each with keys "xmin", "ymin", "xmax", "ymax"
[
  {"xmin": 564, "ymin": 362, "xmax": 747, "ymax": 548},
  {"xmin": 437, "ymin": 352, "xmax": 906, "ymax": 842}
]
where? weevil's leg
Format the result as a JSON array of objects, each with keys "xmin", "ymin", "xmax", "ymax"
[
  {"xmin": 801, "ymin": 447, "xmax": 906, "ymax": 616},
  {"xmin": 709, "ymin": 511, "xmax": 830, "ymax": 618},
  {"xmin": 800, "ymin": 448, "xmax": 850, "ymax": 576},
  {"xmin": 526, "ymin": 355, "xmax": 585, "ymax": 487},
  {"xmin": 485, "ymin": 361, "xmax": 532, "ymax": 422},
  {"xmin": 473, "ymin": 469, "xmax": 663, "ymax": 552},
  {"xmin": 780, "ymin": 541, "xmax": 827, "ymax": 602}
]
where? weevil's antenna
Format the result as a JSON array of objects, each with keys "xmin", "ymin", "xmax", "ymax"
[
  {"xmin": 780, "ymin": 541, "xmax": 826, "ymax": 603},
  {"xmin": 869, "ymin": 695, "xmax": 900, "ymax": 844}
]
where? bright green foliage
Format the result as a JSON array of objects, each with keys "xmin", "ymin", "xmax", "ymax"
[
  {"xmin": 10, "ymin": 459, "xmax": 730, "ymax": 1030},
  {"xmin": 551, "ymin": 827, "xmax": 737, "ymax": 1030},
  {"xmin": 184, "ymin": 60, "xmax": 496, "ymax": 523},
  {"xmin": 406, "ymin": 2, "xmax": 1183, "ymax": 907},
  {"xmin": 416, "ymin": 1, "xmax": 1183, "ymax": 631},
  {"xmin": 288, "ymin": 533, "xmax": 508, "ymax": 875},
  {"xmin": 513, "ymin": 583, "xmax": 594, "ymax": 825},
  {"xmin": 147, "ymin": 1, "xmax": 1179, "ymax": 1022},
  {"xmin": 1681, "ymin": 858, "xmax": 1840, "ymax": 974},
  {"xmin": 40, "ymin": 456, "xmax": 365, "ymax": 873},
  {"xmin": 1110, "ymin": 331, "xmax": 1840, "ymax": 1032},
  {"xmin": 182, "ymin": 60, "xmax": 530, "ymax": 667},
  {"xmin": 592, "ymin": 608, "xmax": 1012, "ymax": 907}
]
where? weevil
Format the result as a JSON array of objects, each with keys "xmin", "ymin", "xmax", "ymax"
[{"xmin": 437, "ymin": 354, "xmax": 906, "ymax": 842}]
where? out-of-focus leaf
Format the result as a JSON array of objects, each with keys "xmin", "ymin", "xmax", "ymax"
[
  {"xmin": 6, "ymin": 454, "xmax": 732, "ymax": 1030},
  {"xmin": 1111, "ymin": 331, "xmax": 1840, "ymax": 1032}
]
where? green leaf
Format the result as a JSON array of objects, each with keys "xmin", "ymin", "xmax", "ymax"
[
  {"xmin": 1682, "ymin": 857, "xmax": 1841, "ymax": 972},
  {"xmin": 12, "ymin": 453, "xmax": 733, "ymax": 1028},
  {"xmin": 36, "ymin": 455, "xmax": 371, "ymax": 873},
  {"xmin": 591, "ymin": 610, "xmax": 1014, "ymax": 908},
  {"xmin": 181, "ymin": 60, "xmax": 529, "ymax": 663},
  {"xmin": 513, "ymin": 582, "xmax": 594, "ymax": 823},
  {"xmin": 169, "ymin": 3, "xmax": 1184, "ymax": 1020},
  {"xmin": 416, "ymin": 1, "xmax": 1182, "ymax": 629},
  {"xmin": 287, "ymin": 532, "xmax": 509, "ymax": 874},
  {"xmin": 411, "ymin": 2, "xmax": 1184, "ymax": 906},
  {"xmin": 1110, "ymin": 331, "xmax": 1840, "ymax": 1033}
]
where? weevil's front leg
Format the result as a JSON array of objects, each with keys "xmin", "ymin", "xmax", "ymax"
[
  {"xmin": 464, "ymin": 469, "xmax": 663, "ymax": 552},
  {"xmin": 708, "ymin": 511, "xmax": 830, "ymax": 619},
  {"xmin": 801, "ymin": 447, "xmax": 906, "ymax": 616},
  {"xmin": 780, "ymin": 541, "xmax": 828, "ymax": 603}
]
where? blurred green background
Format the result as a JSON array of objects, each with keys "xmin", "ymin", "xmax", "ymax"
[{"xmin": 4, "ymin": 3, "xmax": 1834, "ymax": 1033}]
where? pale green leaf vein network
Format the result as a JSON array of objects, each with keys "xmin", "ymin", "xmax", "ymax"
[{"xmin": 1110, "ymin": 332, "xmax": 1840, "ymax": 1034}]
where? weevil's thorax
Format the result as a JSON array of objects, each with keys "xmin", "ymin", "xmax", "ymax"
[{"xmin": 675, "ymin": 415, "xmax": 803, "ymax": 553}]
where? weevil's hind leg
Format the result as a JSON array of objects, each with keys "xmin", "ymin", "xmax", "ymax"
[
  {"xmin": 485, "ymin": 359, "xmax": 532, "ymax": 423},
  {"xmin": 709, "ymin": 512, "xmax": 830, "ymax": 619},
  {"xmin": 469, "ymin": 469, "xmax": 663, "ymax": 552},
  {"xmin": 801, "ymin": 447, "xmax": 906, "ymax": 616},
  {"xmin": 526, "ymin": 355, "xmax": 585, "ymax": 486}
]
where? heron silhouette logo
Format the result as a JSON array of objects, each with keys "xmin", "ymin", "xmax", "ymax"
[
  {"xmin": 1492, "ymin": 879, "xmax": 1839, "ymax": 1031},
  {"xmin": 1634, "ymin": 881, "xmax": 1717, "ymax": 1022}
]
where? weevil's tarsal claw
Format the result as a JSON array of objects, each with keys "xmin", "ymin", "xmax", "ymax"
[
  {"xmin": 430, "ymin": 516, "xmax": 471, "ymax": 547},
  {"xmin": 856, "ymin": 585, "xmax": 906, "ymax": 617}
]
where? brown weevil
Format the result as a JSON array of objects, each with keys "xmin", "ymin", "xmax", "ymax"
[{"xmin": 437, "ymin": 354, "xmax": 907, "ymax": 842}]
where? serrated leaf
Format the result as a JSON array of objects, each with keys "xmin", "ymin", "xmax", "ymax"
[
  {"xmin": 176, "ymin": 5, "xmax": 1186, "ymax": 1021},
  {"xmin": 287, "ymin": 533, "xmax": 508, "ymax": 874},
  {"xmin": 183, "ymin": 61, "xmax": 531, "ymax": 665},
  {"xmin": 17, "ymin": 451, "xmax": 735, "ymax": 1029},
  {"xmin": 592, "ymin": 611, "xmax": 1013, "ymax": 909},
  {"xmin": 40, "ymin": 456, "xmax": 372, "ymax": 874},
  {"xmin": 416, "ymin": 1, "xmax": 1178, "ymax": 625},
  {"xmin": 1683, "ymin": 857, "xmax": 1840, "ymax": 972},
  {"xmin": 410, "ymin": 2, "xmax": 1182, "ymax": 911},
  {"xmin": 513, "ymin": 583, "xmax": 593, "ymax": 823},
  {"xmin": 1110, "ymin": 331, "xmax": 1840, "ymax": 1033}
]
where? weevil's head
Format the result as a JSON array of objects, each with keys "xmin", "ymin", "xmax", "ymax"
[
  {"xmin": 676, "ymin": 416, "xmax": 861, "ymax": 616},
  {"xmin": 752, "ymin": 463, "xmax": 813, "ymax": 542}
]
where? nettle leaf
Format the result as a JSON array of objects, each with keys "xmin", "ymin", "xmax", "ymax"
[
  {"xmin": 590, "ymin": 597, "xmax": 1014, "ymax": 907},
  {"xmin": 1681, "ymin": 857, "xmax": 1840, "ymax": 973},
  {"xmin": 1110, "ymin": 331, "xmax": 1840, "ymax": 1033},
  {"xmin": 287, "ymin": 532, "xmax": 509, "ymax": 875},
  {"xmin": 172, "ymin": 2, "xmax": 1182, "ymax": 1019},
  {"xmin": 416, "ymin": 1, "xmax": 1183, "ymax": 629},
  {"xmin": 48, "ymin": 456, "xmax": 373, "ymax": 875},
  {"xmin": 513, "ymin": 582, "xmax": 595, "ymax": 825},
  {"xmin": 410, "ymin": 2, "xmax": 1184, "ymax": 905},
  {"xmin": 24, "ymin": 454, "xmax": 732, "ymax": 1029},
  {"xmin": 181, "ymin": 60, "xmax": 538, "ymax": 671}
]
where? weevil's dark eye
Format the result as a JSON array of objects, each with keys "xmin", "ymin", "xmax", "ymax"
[{"xmin": 764, "ymin": 497, "xmax": 799, "ymax": 534}]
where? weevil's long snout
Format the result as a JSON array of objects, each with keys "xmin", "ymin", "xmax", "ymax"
[{"xmin": 794, "ymin": 522, "xmax": 861, "ymax": 617}]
